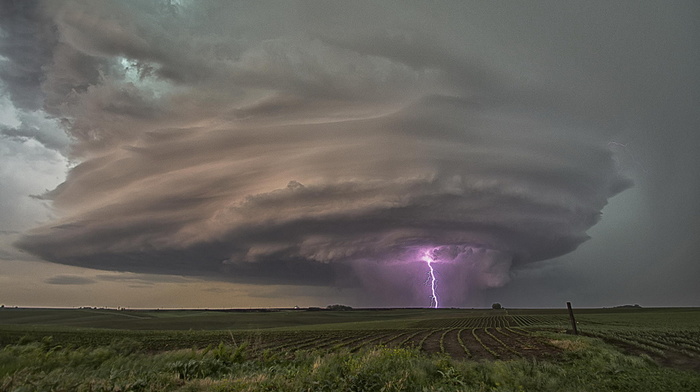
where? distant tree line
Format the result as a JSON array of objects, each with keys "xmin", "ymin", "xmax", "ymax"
[{"xmin": 326, "ymin": 304, "xmax": 353, "ymax": 311}]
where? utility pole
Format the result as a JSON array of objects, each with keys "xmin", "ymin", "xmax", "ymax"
[{"xmin": 566, "ymin": 301, "xmax": 578, "ymax": 335}]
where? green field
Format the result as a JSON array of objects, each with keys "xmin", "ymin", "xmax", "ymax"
[{"xmin": 1, "ymin": 307, "xmax": 698, "ymax": 391}]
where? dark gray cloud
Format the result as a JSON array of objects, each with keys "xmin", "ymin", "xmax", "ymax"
[
  {"xmin": 0, "ymin": 111, "xmax": 70, "ymax": 152},
  {"xmin": 44, "ymin": 274, "xmax": 95, "ymax": 285},
  {"xmin": 5, "ymin": 1, "xmax": 700, "ymax": 307},
  {"xmin": 95, "ymin": 273, "xmax": 192, "ymax": 286},
  {"xmin": 0, "ymin": 0, "xmax": 53, "ymax": 111}
]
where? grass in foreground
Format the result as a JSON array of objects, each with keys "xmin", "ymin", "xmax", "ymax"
[{"xmin": 1, "ymin": 334, "xmax": 698, "ymax": 392}]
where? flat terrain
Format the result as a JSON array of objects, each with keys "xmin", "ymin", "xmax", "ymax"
[
  {"xmin": 1, "ymin": 307, "xmax": 698, "ymax": 369},
  {"xmin": 1, "ymin": 307, "xmax": 699, "ymax": 391}
]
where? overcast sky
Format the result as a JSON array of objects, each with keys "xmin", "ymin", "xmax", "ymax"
[{"xmin": 1, "ymin": 0, "xmax": 698, "ymax": 308}]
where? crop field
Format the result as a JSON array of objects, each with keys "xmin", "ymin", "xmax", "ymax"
[
  {"xmin": 1, "ymin": 307, "xmax": 699, "ymax": 366},
  {"xmin": 1, "ymin": 307, "xmax": 699, "ymax": 391}
]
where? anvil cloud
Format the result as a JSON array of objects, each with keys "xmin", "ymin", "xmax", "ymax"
[{"xmin": 4, "ymin": 1, "xmax": 698, "ymax": 307}]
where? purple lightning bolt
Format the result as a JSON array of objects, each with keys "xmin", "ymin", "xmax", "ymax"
[{"xmin": 422, "ymin": 250, "xmax": 439, "ymax": 308}]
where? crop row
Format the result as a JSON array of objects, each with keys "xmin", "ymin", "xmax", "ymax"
[
  {"xmin": 12, "ymin": 324, "xmax": 699, "ymax": 366},
  {"xmin": 179, "ymin": 326, "xmax": 700, "ymax": 365},
  {"xmin": 412, "ymin": 314, "xmax": 569, "ymax": 329},
  {"xmin": 2, "ymin": 326, "xmax": 563, "ymax": 361},
  {"xmin": 242, "ymin": 327, "xmax": 559, "ymax": 361},
  {"xmin": 248, "ymin": 327, "xmax": 700, "ymax": 364},
  {"xmin": 586, "ymin": 329, "xmax": 700, "ymax": 359}
]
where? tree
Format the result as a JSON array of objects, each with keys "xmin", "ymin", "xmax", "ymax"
[
  {"xmin": 491, "ymin": 303, "xmax": 502, "ymax": 310},
  {"xmin": 326, "ymin": 304, "xmax": 353, "ymax": 311}
]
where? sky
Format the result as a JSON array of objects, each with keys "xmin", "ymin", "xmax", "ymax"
[{"xmin": 1, "ymin": 0, "xmax": 698, "ymax": 309}]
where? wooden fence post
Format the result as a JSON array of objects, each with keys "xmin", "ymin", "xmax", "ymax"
[{"xmin": 566, "ymin": 301, "xmax": 578, "ymax": 335}]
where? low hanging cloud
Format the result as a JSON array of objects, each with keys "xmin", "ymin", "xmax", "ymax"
[
  {"xmin": 44, "ymin": 274, "xmax": 95, "ymax": 285},
  {"xmin": 7, "ymin": 1, "xmax": 633, "ymax": 306}
]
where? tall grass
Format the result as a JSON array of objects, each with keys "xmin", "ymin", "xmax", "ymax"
[{"xmin": 1, "ymin": 334, "xmax": 698, "ymax": 391}]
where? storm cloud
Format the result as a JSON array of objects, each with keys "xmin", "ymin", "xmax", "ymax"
[
  {"xmin": 5, "ymin": 1, "xmax": 697, "ymax": 307},
  {"xmin": 44, "ymin": 274, "xmax": 95, "ymax": 285}
]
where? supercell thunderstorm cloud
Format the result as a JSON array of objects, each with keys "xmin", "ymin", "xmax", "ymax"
[{"xmin": 4, "ymin": 1, "xmax": 644, "ymax": 307}]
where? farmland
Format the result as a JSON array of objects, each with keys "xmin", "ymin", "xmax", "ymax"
[{"xmin": 1, "ymin": 307, "xmax": 699, "ymax": 391}]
